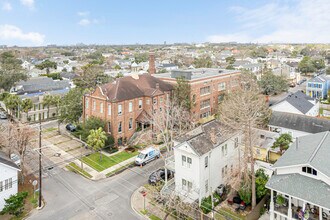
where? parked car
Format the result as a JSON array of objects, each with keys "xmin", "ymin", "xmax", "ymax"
[
  {"xmin": 66, "ymin": 124, "xmax": 76, "ymax": 132},
  {"xmin": 0, "ymin": 112, "xmax": 7, "ymax": 119},
  {"xmin": 135, "ymin": 147, "xmax": 160, "ymax": 166},
  {"xmin": 148, "ymin": 168, "xmax": 174, "ymax": 185},
  {"xmin": 10, "ymin": 154, "xmax": 21, "ymax": 167}
]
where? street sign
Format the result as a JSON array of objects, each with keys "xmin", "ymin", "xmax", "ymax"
[{"xmin": 32, "ymin": 180, "xmax": 38, "ymax": 186}]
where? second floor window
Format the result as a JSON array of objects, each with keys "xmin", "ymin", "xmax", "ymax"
[
  {"xmin": 129, "ymin": 102, "xmax": 133, "ymax": 112},
  {"xmin": 200, "ymin": 86, "xmax": 211, "ymax": 95},
  {"xmin": 118, "ymin": 104, "xmax": 122, "ymax": 115},
  {"xmin": 138, "ymin": 100, "xmax": 142, "ymax": 109},
  {"xmin": 129, "ymin": 118, "xmax": 133, "ymax": 130},
  {"xmin": 205, "ymin": 156, "xmax": 208, "ymax": 168},
  {"xmin": 108, "ymin": 104, "xmax": 111, "ymax": 115},
  {"xmin": 93, "ymin": 101, "xmax": 96, "ymax": 111},
  {"xmin": 85, "ymin": 98, "xmax": 89, "ymax": 109},
  {"xmin": 218, "ymin": 82, "xmax": 226, "ymax": 91},
  {"xmin": 222, "ymin": 144, "xmax": 228, "ymax": 156},
  {"xmin": 200, "ymin": 99, "xmax": 210, "ymax": 109},
  {"xmin": 118, "ymin": 122, "xmax": 122, "ymax": 133},
  {"xmin": 100, "ymin": 103, "xmax": 103, "ymax": 113},
  {"xmin": 153, "ymin": 98, "xmax": 157, "ymax": 105}
]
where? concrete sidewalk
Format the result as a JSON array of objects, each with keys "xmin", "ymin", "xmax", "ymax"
[{"xmin": 131, "ymin": 186, "xmax": 175, "ymax": 220}]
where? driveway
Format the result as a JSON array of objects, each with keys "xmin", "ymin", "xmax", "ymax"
[{"xmin": 27, "ymin": 158, "xmax": 164, "ymax": 220}]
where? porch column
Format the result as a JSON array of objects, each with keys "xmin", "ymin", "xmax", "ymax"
[
  {"xmin": 165, "ymin": 167, "xmax": 168, "ymax": 185},
  {"xmin": 270, "ymin": 189, "xmax": 275, "ymax": 220},
  {"xmin": 319, "ymin": 207, "xmax": 322, "ymax": 220},
  {"xmin": 288, "ymin": 196, "xmax": 292, "ymax": 220}
]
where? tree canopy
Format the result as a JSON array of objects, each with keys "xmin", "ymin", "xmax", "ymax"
[
  {"xmin": 272, "ymin": 133, "xmax": 292, "ymax": 154},
  {"xmin": 0, "ymin": 191, "xmax": 28, "ymax": 217},
  {"xmin": 59, "ymin": 88, "xmax": 85, "ymax": 123},
  {"xmin": 87, "ymin": 127, "xmax": 107, "ymax": 161},
  {"xmin": 258, "ymin": 71, "xmax": 288, "ymax": 95},
  {"xmin": 173, "ymin": 77, "xmax": 192, "ymax": 110},
  {"xmin": 73, "ymin": 64, "xmax": 112, "ymax": 89},
  {"xmin": 35, "ymin": 59, "xmax": 57, "ymax": 70},
  {"xmin": 0, "ymin": 51, "xmax": 28, "ymax": 91},
  {"xmin": 193, "ymin": 56, "xmax": 212, "ymax": 68}
]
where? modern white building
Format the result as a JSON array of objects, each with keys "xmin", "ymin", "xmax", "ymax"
[
  {"xmin": 266, "ymin": 131, "xmax": 330, "ymax": 220},
  {"xmin": 162, "ymin": 120, "xmax": 241, "ymax": 204},
  {"xmin": 0, "ymin": 153, "xmax": 20, "ymax": 211}
]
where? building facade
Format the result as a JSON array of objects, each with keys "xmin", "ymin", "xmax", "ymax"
[
  {"xmin": 83, "ymin": 73, "xmax": 173, "ymax": 145},
  {"xmin": 154, "ymin": 68, "xmax": 241, "ymax": 122},
  {"xmin": 163, "ymin": 120, "xmax": 241, "ymax": 204},
  {"xmin": 306, "ymin": 75, "xmax": 330, "ymax": 99},
  {"xmin": 0, "ymin": 154, "xmax": 20, "ymax": 211},
  {"xmin": 266, "ymin": 131, "xmax": 330, "ymax": 220}
]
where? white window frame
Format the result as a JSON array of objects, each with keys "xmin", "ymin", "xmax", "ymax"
[
  {"xmin": 85, "ymin": 98, "xmax": 89, "ymax": 109},
  {"xmin": 205, "ymin": 180, "xmax": 208, "ymax": 193},
  {"xmin": 108, "ymin": 104, "xmax": 111, "ymax": 116},
  {"xmin": 138, "ymin": 99, "xmax": 142, "ymax": 109},
  {"xmin": 187, "ymin": 157, "xmax": 192, "ymax": 168},
  {"xmin": 182, "ymin": 155, "xmax": 186, "ymax": 166},
  {"xmin": 218, "ymin": 82, "xmax": 226, "ymax": 91},
  {"xmin": 118, "ymin": 104, "xmax": 122, "ymax": 115},
  {"xmin": 100, "ymin": 102, "xmax": 104, "ymax": 113},
  {"xmin": 93, "ymin": 100, "xmax": 96, "ymax": 111},
  {"xmin": 118, "ymin": 121, "xmax": 122, "ymax": 133},
  {"xmin": 129, "ymin": 118, "xmax": 133, "ymax": 130},
  {"xmin": 182, "ymin": 179, "xmax": 187, "ymax": 190},
  {"xmin": 129, "ymin": 102, "xmax": 133, "ymax": 112},
  {"xmin": 205, "ymin": 156, "xmax": 208, "ymax": 168}
]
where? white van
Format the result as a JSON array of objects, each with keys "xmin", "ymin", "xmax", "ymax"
[{"xmin": 135, "ymin": 147, "xmax": 160, "ymax": 166}]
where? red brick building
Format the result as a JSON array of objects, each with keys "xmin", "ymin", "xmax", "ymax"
[
  {"xmin": 154, "ymin": 68, "xmax": 241, "ymax": 121},
  {"xmin": 83, "ymin": 73, "xmax": 173, "ymax": 145}
]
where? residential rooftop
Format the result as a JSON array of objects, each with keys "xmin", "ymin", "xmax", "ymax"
[{"xmin": 154, "ymin": 68, "xmax": 240, "ymax": 81}]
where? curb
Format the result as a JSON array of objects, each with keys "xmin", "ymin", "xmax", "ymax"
[{"xmin": 130, "ymin": 187, "xmax": 149, "ymax": 220}]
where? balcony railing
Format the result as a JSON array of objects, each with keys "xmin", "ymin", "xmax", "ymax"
[{"xmin": 165, "ymin": 155, "xmax": 175, "ymax": 171}]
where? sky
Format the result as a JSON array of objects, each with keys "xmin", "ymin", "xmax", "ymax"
[{"xmin": 0, "ymin": 0, "xmax": 329, "ymax": 46}]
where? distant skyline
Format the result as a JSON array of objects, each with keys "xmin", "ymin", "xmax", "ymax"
[{"xmin": 0, "ymin": 0, "xmax": 329, "ymax": 46}]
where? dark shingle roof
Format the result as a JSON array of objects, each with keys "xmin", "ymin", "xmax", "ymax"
[
  {"xmin": 273, "ymin": 91, "xmax": 314, "ymax": 114},
  {"xmin": 269, "ymin": 111, "xmax": 330, "ymax": 134},
  {"xmin": 100, "ymin": 74, "xmax": 173, "ymax": 102},
  {"xmin": 175, "ymin": 120, "xmax": 234, "ymax": 156},
  {"xmin": 15, "ymin": 77, "xmax": 71, "ymax": 95},
  {"xmin": 0, "ymin": 152, "xmax": 20, "ymax": 170}
]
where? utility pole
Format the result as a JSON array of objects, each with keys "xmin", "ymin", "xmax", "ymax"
[{"xmin": 38, "ymin": 113, "xmax": 42, "ymax": 208}]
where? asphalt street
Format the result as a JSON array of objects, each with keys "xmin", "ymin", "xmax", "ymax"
[{"xmin": 27, "ymin": 158, "xmax": 164, "ymax": 220}]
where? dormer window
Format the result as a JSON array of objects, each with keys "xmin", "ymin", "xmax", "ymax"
[{"xmin": 302, "ymin": 166, "xmax": 317, "ymax": 176}]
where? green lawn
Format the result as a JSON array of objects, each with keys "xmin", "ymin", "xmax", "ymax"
[
  {"xmin": 81, "ymin": 151, "xmax": 138, "ymax": 172},
  {"xmin": 66, "ymin": 162, "xmax": 92, "ymax": 178}
]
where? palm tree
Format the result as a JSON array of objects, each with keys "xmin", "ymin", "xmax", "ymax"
[
  {"xmin": 21, "ymin": 98, "xmax": 33, "ymax": 121},
  {"xmin": 87, "ymin": 127, "xmax": 107, "ymax": 161},
  {"xmin": 4, "ymin": 94, "xmax": 21, "ymax": 117},
  {"xmin": 42, "ymin": 94, "xmax": 54, "ymax": 118}
]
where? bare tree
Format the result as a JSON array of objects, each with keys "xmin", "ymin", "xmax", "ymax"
[
  {"xmin": 218, "ymin": 73, "xmax": 270, "ymax": 209},
  {"xmin": 145, "ymin": 98, "xmax": 195, "ymax": 152},
  {"xmin": 0, "ymin": 122, "xmax": 36, "ymax": 183}
]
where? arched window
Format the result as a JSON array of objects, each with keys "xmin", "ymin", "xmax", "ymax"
[{"xmin": 302, "ymin": 166, "xmax": 317, "ymax": 176}]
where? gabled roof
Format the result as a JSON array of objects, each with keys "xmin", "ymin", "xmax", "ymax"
[
  {"xmin": 274, "ymin": 131, "xmax": 330, "ymax": 177},
  {"xmin": 99, "ymin": 74, "xmax": 173, "ymax": 102},
  {"xmin": 0, "ymin": 152, "xmax": 20, "ymax": 170},
  {"xmin": 269, "ymin": 111, "xmax": 330, "ymax": 134},
  {"xmin": 272, "ymin": 91, "xmax": 314, "ymax": 114},
  {"xmin": 175, "ymin": 120, "xmax": 235, "ymax": 156},
  {"xmin": 266, "ymin": 174, "xmax": 330, "ymax": 210}
]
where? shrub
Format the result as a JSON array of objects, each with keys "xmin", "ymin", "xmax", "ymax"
[{"xmin": 0, "ymin": 191, "xmax": 28, "ymax": 217}]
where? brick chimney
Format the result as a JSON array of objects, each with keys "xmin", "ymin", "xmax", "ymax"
[
  {"xmin": 149, "ymin": 51, "xmax": 155, "ymax": 75},
  {"xmin": 210, "ymin": 127, "xmax": 217, "ymax": 144}
]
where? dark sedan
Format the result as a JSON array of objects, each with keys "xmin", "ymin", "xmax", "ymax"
[{"xmin": 148, "ymin": 168, "xmax": 174, "ymax": 185}]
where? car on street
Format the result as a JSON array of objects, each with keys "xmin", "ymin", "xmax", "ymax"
[
  {"xmin": 10, "ymin": 153, "xmax": 21, "ymax": 167},
  {"xmin": 135, "ymin": 147, "xmax": 160, "ymax": 166},
  {"xmin": 148, "ymin": 168, "xmax": 174, "ymax": 185},
  {"xmin": 66, "ymin": 124, "xmax": 76, "ymax": 132},
  {"xmin": 0, "ymin": 112, "xmax": 7, "ymax": 119}
]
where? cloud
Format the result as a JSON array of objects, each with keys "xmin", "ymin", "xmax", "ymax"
[
  {"xmin": 78, "ymin": 19, "xmax": 91, "ymax": 26},
  {"xmin": 0, "ymin": 25, "xmax": 45, "ymax": 45},
  {"xmin": 2, "ymin": 2, "xmax": 12, "ymax": 11},
  {"xmin": 20, "ymin": 0, "xmax": 34, "ymax": 9},
  {"xmin": 207, "ymin": 0, "xmax": 330, "ymax": 43},
  {"xmin": 77, "ymin": 11, "xmax": 90, "ymax": 17}
]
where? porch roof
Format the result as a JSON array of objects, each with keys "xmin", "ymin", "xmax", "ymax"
[{"xmin": 266, "ymin": 173, "xmax": 330, "ymax": 210}]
